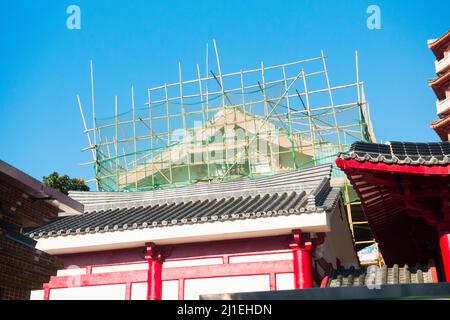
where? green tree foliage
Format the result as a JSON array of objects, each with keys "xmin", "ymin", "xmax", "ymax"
[{"xmin": 42, "ymin": 172, "xmax": 89, "ymax": 195}]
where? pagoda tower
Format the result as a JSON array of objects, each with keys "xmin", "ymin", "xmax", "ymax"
[{"xmin": 429, "ymin": 30, "xmax": 450, "ymax": 140}]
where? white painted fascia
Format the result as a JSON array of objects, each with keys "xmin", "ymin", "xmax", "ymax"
[{"xmin": 36, "ymin": 211, "xmax": 330, "ymax": 255}]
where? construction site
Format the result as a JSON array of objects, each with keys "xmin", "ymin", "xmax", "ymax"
[
  {"xmin": 2, "ymin": 0, "xmax": 450, "ymax": 302},
  {"xmin": 22, "ymin": 30, "xmax": 448, "ymax": 301},
  {"xmin": 76, "ymin": 41, "xmax": 378, "ymax": 261}
]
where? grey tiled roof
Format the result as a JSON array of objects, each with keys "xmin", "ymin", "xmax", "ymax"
[
  {"xmin": 326, "ymin": 264, "xmax": 435, "ymax": 287},
  {"xmin": 68, "ymin": 165, "xmax": 334, "ymax": 212},
  {"xmin": 339, "ymin": 141, "xmax": 450, "ymax": 166},
  {"xmin": 28, "ymin": 165, "xmax": 340, "ymax": 239}
]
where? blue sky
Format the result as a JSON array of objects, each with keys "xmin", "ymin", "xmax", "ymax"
[{"xmin": 0, "ymin": 0, "xmax": 449, "ymax": 189}]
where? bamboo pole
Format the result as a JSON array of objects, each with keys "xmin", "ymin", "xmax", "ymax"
[
  {"xmin": 179, "ymin": 62, "xmax": 191, "ymax": 183},
  {"xmin": 321, "ymin": 50, "xmax": 342, "ymax": 149},
  {"xmin": 301, "ymin": 68, "xmax": 317, "ymax": 165},
  {"xmin": 147, "ymin": 89, "xmax": 155, "ymax": 187},
  {"xmin": 197, "ymin": 64, "xmax": 211, "ymax": 180},
  {"xmin": 212, "ymin": 39, "xmax": 229, "ymax": 179},
  {"xmin": 205, "ymin": 43, "xmax": 212, "ymax": 181},
  {"xmin": 114, "ymin": 95, "xmax": 119, "ymax": 191},
  {"xmin": 164, "ymin": 84, "xmax": 173, "ymax": 184},
  {"xmin": 260, "ymin": 61, "xmax": 274, "ymax": 172},
  {"xmin": 76, "ymin": 95, "xmax": 96, "ymax": 162},
  {"xmin": 89, "ymin": 60, "xmax": 99, "ymax": 191},
  {"xmin": 131, "ymin": 85, "xmax": 138, "ymax": 190},
  {"xmin": 282, "ymin": 66, "xmax": 298, "ymax": 168},
  {"xmin": 240, "ymin": 69, "xmax": 250, "ymax": 176}
]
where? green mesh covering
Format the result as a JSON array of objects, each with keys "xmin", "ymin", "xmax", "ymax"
[{"xmin": 89, "ymin": 58, "xmax": 374, "ymax": 192}]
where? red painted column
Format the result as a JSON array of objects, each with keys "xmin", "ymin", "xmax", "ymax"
[
  {"xmin": 145, "ymin": 242, "xmax": 165, "ymax": 300},
  {"xmin": 43, "ymin": 284, "xmax": 50, "ymax": 300},
  {"xmin": 125, "ymin": 283, "xmax": 132, "ymax": 300},
  {"xmin": 290, "ymin": 230, "xmax": 313, "ymax": 289},
  {"xmin": 438, "ymin": 225, "xmax": 450, "ymax": 282}
]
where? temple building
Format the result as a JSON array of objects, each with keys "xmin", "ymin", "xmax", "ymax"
[
  {"xmin": 19, "ymin": 44, "xmax": 450, "ymax": 300},
  {"xmin": 26, "ymin": 141, "xmax": 449, "ymax": 300},
  {"xmin": 203, "ymin": 141, "xmax": 450, "ymax": 299},
  {"xmin": 336, "ymin": 141, "xmax": 450, "ymax": 282},
  {"xmin": 28, "ymin": 165, "xmax": 362, "ymax": 300}
]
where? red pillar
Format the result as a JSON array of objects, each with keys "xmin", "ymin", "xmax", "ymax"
[
  {"xmin": 438, "ymin": 225, "xmax": 450, "ymax": 282},
  {"xmin": 290, "ymin": 230, "xmax": 313, "ymax": 289},
  {"xmin": 43, "ymin": 284, "xmax": 50, "ymax": 300},
  {"xmin": 125, "ymin": 283, "xmax": 132, "ymax": 300},
  {"xmin": 145, "ymin": 242, "xmax": 164, "ymax": 300}
]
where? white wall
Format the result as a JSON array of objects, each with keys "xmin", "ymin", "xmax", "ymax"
[
  {"xmin": 162, "ymin": 280, "xmax": 179, "ymax": 300},
  {"xmin": 275, "ymin": 273, "xmax": 295, "ymax": 290},
  {"xmin": 164, "ymin": 257, "xmax": 223, "ymax": 268},
  {"xmin": 229, "ymin": 252, "xmax": 292, "ymax": 264},
  {"xmin": 92, "ymin": 263, "xmax": 148, "ymax": 274},
  {"xmin": 56, "ymin": 267, "xmax": 86, "ymax": 276},
  {"xmin": 30, "ymin": 290, "xmax": 44, "ymax": 300},
  {"xmin": 321, "ymin": 201, "xmax": 359, "ymax": 268},
  {"xmin": 131, "ymin": 282, "xmax": 147, "ymax": 300},
  {"xmin": 184, "ymin": 275, "xmax": 270, "ymax": 300},
  {"xmin": 49, "ymin": 284, "xmax": 127, "ymax": 300}
]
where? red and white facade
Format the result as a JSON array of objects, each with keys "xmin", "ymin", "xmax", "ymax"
[
  {"xmin": 29, "ymin": 167, "xmax": 358, "ymax": 300},
  {"xmin": 31, "ymin": 232, "xmax": 354, "ymax": 300}
]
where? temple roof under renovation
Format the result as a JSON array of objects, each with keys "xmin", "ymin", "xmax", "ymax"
[{"xmin": 28, "ymin": 165, "xmax": 339, "ymax": 239}]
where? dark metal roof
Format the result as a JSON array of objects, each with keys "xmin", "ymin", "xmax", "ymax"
[
  {"xmin": 201, "ymin": 282, "xmax": 450, "ymax": 300},
  {"xmin": 28, "ymin": 165, "xmax": 340, "ymax": 239},
  {"xmin": 339, "ymin": 141, "xmax": 450, "ymax": 166},
  {"xmin": 0, "ymin": 159, "xmax": 84, "ymax": 215},
  {"xmin": 326, "ymin": 264, "xmax": 435, "ymax": 287}
]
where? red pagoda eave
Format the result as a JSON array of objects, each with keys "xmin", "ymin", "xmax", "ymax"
[
  {"xmin": 336, "ymin": 154, "xmax": 450, "ymax": 273},
  {"xmin": 335, "ymin": 158, "xmax": 450, "ymax": 175},
  {"xmin": 431, "ymin": 117, "xmax": 450, "ymax": 141},
  {"xmin": 429, "ymin": 71, "xmax": 450, "ymax": 87},
  {"xmin": 429, "ymin": 71, "xmax": 450, "ymax": 100},
  {"xmin": 429, "ymin": 30, "xmax": 450, "ymax": 60}
]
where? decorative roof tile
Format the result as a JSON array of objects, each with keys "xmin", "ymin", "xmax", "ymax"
[
  {"xmin": 326, "ymin": 264, "xmax": 435, "ymax": 287},
  {"xmin": 28, "ymin": 165, "xmax": 340, "ymax": 239},
  {"xmin": 339, "ymin": 141, "xmax": 450, "ymax": 166}
]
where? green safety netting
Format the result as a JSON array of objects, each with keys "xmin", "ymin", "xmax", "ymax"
[{"xmin": 91, "ymin": 80, "xmax": 372, "ymax": 192}]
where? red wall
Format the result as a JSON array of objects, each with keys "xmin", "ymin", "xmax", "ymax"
[
  {"xmin": 57, "ymin": 235, "xmax": 292, "ymax": 267},
  {"xmin": 37, "ymin": 234, "xmax": 331, "ymax": 300}
]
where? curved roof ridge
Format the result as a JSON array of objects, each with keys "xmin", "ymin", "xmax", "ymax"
[{"xmin": 70, "ymin": 165, "xmax": 333, "ymax": 212}]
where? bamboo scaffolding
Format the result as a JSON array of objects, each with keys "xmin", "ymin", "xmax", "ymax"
[
  {"xmin": 77, "ymin": 48, "xmax": 374, "ymax": 192},
  {"xmin": 76, "ymin": 47, "xmax": 378, "ymax": 263}
]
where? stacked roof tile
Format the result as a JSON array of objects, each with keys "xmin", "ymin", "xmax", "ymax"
[
  {"xmin": 28, "ymin": 165, "xmax": 340, "ymax": 239},
  {"xmin": 326, "ymin": 264, "xmax": 435, "ymax": 287}
]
